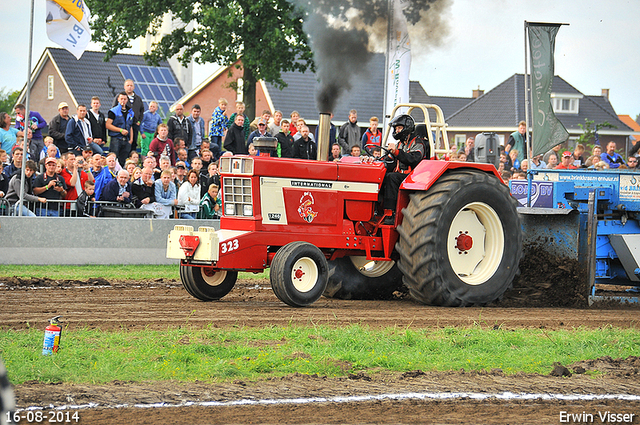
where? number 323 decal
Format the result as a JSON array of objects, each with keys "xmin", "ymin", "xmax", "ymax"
[{"xmin": 220, "ymin": 239, "xmax": 239, "ymax": 254}]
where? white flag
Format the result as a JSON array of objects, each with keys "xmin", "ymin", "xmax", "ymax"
[
  {"xmin": 385, "ymin": 0, "xmax": 411, "ymax": 121},
  {"xmin": 45, "ymin": 0, "xmax": 92, "ymax": 60}
]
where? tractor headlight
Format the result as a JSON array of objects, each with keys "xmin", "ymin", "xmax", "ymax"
[
  {"xmin": 225, "ymin": 203, "xmax": 236, "ymax": 216},
  {"xmin": 243, "ymin": 204, "xmax": 253, "ymax": 216}
]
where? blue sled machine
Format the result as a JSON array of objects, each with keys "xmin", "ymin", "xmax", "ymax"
[{"xmin": 511, "ymin": 168, "xmax": 640, "ymax": 305}]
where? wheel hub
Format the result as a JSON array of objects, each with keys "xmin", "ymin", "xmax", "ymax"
[
  {"xmin": 455, "ymin": 232, "xmax": 473, "ymax": 252},
  {"xmin": 447, "ymin": 202, "xmax": 504, "ymax": 285},
  {"xmin": 200, "ymin": 268, "xmax": 227, "ymax": 287},
  {"xmin": 290, "ymin": 257, "xmax": 319, "ymax": 293}
]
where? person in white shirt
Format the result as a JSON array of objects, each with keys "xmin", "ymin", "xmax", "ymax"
[{"xmin": 177, "ymin": 169, "xmax": 201, "ymax": 219}]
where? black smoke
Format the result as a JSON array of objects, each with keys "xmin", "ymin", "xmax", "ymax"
[{"xmin": 289, "ymin": 0, "xmax": 452, "ymax": 113}]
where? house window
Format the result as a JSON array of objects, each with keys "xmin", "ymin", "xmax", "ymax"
[
  {"xmin": 47, "ymin": 75, "xmax": 54, "ymax": 100},
  {"xmin": 454, "ymin": 134, "xmax": 466, "ymax": 150},
  {"xmin": 236, "ymin": 78, "xmax": 243, "ymax": 103},
  {"xmin": 551, "ymin": 94, "xmax": 580, "ymax": 114}
]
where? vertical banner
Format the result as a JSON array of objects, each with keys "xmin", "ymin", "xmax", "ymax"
[
  {"xmin": 45, "ymin": 0, "xmax": 92, "ymax": 60},
  {"xmin": 527, "ymin": 23, "xmax": 569, "ymax": 156},
  {"xmin": 385, "ymin": 0, "xmax": 411, "ymax": 122}
]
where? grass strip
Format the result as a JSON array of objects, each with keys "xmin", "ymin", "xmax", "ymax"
[
  {"xmin": 0, "ymin": 265, "xmax": 267, "ymax": 281},
  {"xmin": 1, "ymin": 325, "xmax": 638, "ymax": 385}
]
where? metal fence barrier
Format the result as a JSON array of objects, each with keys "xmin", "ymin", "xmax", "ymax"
[{"xmin": 0, "ymin": 199, "xmax": 200, "ymax": 219}]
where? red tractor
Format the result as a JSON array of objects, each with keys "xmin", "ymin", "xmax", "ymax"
[{"xmin": 166, "ymin": 104, "xmax": 522, "ymax": 307}]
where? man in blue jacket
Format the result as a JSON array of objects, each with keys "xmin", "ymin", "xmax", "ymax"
[{"xmin": 106, "ymin": 92, "xmax": 134, "ymax": 167}]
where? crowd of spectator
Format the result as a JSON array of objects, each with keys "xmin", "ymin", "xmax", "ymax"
[
  {"xmin": 497, "ymin": 125, "xmax": 638, "ymax": 185},
  {"xmin": 1, "ymin": 82, "xmax": 638, "ymax": 217}
]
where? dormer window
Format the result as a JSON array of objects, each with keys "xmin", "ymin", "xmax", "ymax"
[{"xmin": 550, "ymin": 93, "xmax": 581, "ymax": 114}]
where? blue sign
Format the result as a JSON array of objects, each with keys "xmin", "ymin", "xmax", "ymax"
[{"xmin": 510, "ymin": 181, "xmax": 554, "ymax": 208}]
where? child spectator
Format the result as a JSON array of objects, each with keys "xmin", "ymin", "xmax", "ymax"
[
  {"xmin": 149, "ymin": 123, "xmax": 176, "ymax": 165},
  {"xmin": 508, "ymin": 149, "xmax": 521, "ymax": 172},
  {"xmin": 200, "ymin": 183, "xmax": 221, "ymax": 219},
  {"xmin": 289, "ymin": 111, "xmax": 300, "ymax": 136},
  {"xmin": 128, "ymin": 150, "xmax": 141, "ymax": 166},
  {"xmin": 140, "ymin": 101, "xmax": 163, "ymax": 157},
  {"xmin": 39, "ymin": 136, "xmax": 59, "ymax": 161},
  {"xmin": 361, "ymin": 116, "xmax": 381, "ymax": 147},
  {"xmin": 248, "ymin": 143, "xmax": 258, "ymax": 156},
  {"xmin": 125, "ymin": 160, "xmax": 137, "ymax": 177},
  {"xmin": 131, "ymin": 167, "xmax": 142, "ymax": 182},
  {"xmin": 76, "ymin": 180, "xmax": 95, "ymax": 217},
  {"xmin": 209, "ymin": 98, "xmax": 228, "ymax": 154},
  {"xmin": 572, "ymin": 143, "xmax": 585, "ymax": 167}
]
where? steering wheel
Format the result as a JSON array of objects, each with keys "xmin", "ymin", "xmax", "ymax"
[{"xmin": 363, "ymin": 143, "xmax": 395, "ymax": 165}]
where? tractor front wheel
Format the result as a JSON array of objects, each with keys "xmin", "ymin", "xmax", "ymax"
[
  {"xmin": 270, "ymin": 242, "xmax": 329, "ymax": 307},
  {"xmin": 396, "ymin": 170, "xmax": 522, "ymax": 306},
  {"xmin": 180, "ymin": 265, "xmax": 237, "ymax": 301},
  {"xmin": 324, "ymin": 257, "xmax": 404, "ymax": 300}
]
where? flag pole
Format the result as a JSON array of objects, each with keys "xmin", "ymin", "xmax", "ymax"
[
  {"xmin": 524, "ymin": 20, "xmax": 532, "ymax": 207},
  {"xmin": 382, "ymin": 0, "xmax": 392, "ymax": 141},
  {"xmin": 17, "ymin": 0, "xmax": 36, "ymax": 217}
]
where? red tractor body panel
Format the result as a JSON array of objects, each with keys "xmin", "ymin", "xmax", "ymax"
[{"xmin": 172, "ymin": 155, "xmax": 501, "ymax": 271}]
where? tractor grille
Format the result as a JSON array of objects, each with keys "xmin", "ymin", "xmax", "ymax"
[{"xmin": 223, "ymin": 177, "xmax": 253, "ymax": 216}]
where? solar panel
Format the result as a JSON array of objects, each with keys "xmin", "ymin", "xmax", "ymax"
[{"xmin": 117, "ymin": 64, "xmax": 183, "ymax": 119}]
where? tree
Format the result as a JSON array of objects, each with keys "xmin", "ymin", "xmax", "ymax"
[
  {"xmin": 576, "ymin": 118, "xmax": 616, "ymax": 152},
  {"xmin": 0, "ymin": 87, "xmax": 20, "ymax": 115},
  {"xmin": 87, "ymin": 0, "xmax": 314, "ymax": 120}
]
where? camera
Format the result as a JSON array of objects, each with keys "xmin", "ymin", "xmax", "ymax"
[{"xmin": 54, "ymin": 180, "xmax": 62, "ymax": 187}]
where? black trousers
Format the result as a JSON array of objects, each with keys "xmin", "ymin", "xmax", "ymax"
[
  {"xmin": 131, "ymin": 123, "xmax": 140, "ymax": 152},
  {"xmin": 379, "ymin": 172, "xmax": 407, "ymax": 210}
]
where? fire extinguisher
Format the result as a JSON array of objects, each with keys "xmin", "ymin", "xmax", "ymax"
[{"xmin": 42, "ymin": 316, "xmax": 63, "ymax": 355}]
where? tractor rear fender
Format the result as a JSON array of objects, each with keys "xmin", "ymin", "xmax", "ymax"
[{"xmin": 397, "ymin": 161, "xmax": 502, "ymax": 221}]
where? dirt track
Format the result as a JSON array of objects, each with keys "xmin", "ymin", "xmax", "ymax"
[{"xmin": 2, "ymin": 278, "xmax": 640, "ymax": 424}]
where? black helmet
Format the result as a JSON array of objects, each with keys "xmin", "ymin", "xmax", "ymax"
[{"xmin": 389, "ymin": 114, "xmax": 415, "ymax": 141}]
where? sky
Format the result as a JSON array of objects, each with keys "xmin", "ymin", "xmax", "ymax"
[{"xmin": 2, "ymin": 0, "xmax": 638, "ymax": 119}]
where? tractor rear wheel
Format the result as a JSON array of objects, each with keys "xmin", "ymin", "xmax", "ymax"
[
  {"xmin": 396, "ymin": 170, "xmax": 522, "ymax": 306},
  {"xmin": 180, "ymin": 265, "xmax": 237, "ymax": 301},
  {"xmin": 270, "ymin": 242, "xmax": 329, "ymax": 307},
  {"xmin": 324, "ymin": 257, "xmax": 404, "ymax": 300}
]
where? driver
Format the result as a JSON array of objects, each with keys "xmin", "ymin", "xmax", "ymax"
[{"xmin": 378, "ymin": 114, "xmax": 428, "ymax": 224}]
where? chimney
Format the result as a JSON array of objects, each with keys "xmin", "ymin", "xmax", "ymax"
[
  {"xmin": 602, "ymin": 89, "xmax": 609, "ymax": 100},
  {"xmin": 472, "ymin": 87, "xmax": 484, "ymax": 98}
]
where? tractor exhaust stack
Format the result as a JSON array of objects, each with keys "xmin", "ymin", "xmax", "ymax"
[{"xmin": 316, "ymin": 112, "xmax": 331, "ymax": 161}]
